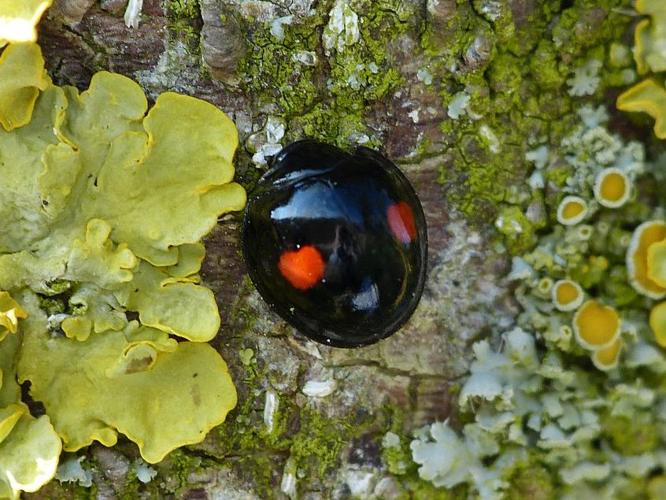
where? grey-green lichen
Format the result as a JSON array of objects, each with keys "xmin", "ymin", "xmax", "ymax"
[{"xmin": 409, "ymin": 68, "xmax": 666, "ymax": 500}]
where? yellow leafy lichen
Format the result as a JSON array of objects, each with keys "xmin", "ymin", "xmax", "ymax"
[
  {"xmin": 0, "ymin": 320, "xmax": 61, "ymax": 499},
  {"xmin": 0, "ymin": 43, "xmax": 49, "ymax": 131},
  {"xmin": 126, "ymin": 262, "xmax": 221, "ymax": 342},
  {"xmin": 67, "ymin": 284, "xmax": 127, "ymax": 334},
  {"xmin": 0, "ymin": 412, "xmax": 61, "ymax": 498},
  {"xmin": 650, "ymin": 301, "xmax": 666, "ymax": 347},
  {"xmin": 617, "ymin": 2, "xmax": 666, "ymax": 139},
  {"xmin": 0, "ymin": 404, "xmax": 23, "ymax": 444},
  {"xmin": 0, "ymin": 40, "xmax": 244, "ymax": 476},
  {"xmin": 60, "ymin": 316, "xmax": 92, "ymax": 341},
  {"xmin": 647, "ymin": 237, "xmax": 666, "ymax": 288},
  {"xmin": 18, "ymin": 294, "xmax": 236, "ymax": 463},
  {"xmin": 627, "ymin": 221, "xmax": 666, "ymax": 299},
  {"xmin": 0, "ymin": 293, "xmax": 26, "ymax": 342},
  {"xmin": 0, "ymin": 0, "xmax": 52, "ymax": 46},
  {"xmin": 617, "ymin": 79, "xmax": 666, "ymax": 139},
  {"xmin": 634, "ymin": 0, "xmax": 666, "ymax": 74}
]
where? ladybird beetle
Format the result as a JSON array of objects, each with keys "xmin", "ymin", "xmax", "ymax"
[{"xmin": 242, "ymin": 140, "xmax": 428, "ymax": 347}]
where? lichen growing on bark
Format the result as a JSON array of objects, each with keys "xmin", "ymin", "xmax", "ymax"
[
  {"xmin": 409, "ymin": 9, "xmax": 666, "ymax": 493},
  {"xmin": 0, "ymin": 22, "xmax": 243, "ymax": 495},
  {"xmin": 14, "ymin": 0, "xmax": 666, "ymax": 498}
]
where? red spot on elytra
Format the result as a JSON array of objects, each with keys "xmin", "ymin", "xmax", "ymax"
[
  {"xmin": 278, "ymin": 245, "xmax": 326, "ymax": 290},
  {"xmin": 387, "ymin": 201, "xmax": 417, "ymax": 244}
]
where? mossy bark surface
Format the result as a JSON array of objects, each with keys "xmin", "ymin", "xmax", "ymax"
[{"xmin": 27, "ymin": 0, "xmax": 640, "ymax": 498}]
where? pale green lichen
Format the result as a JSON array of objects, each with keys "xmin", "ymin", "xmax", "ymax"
[
  {"xmin": 0, "ymin": 36, "xmax": 244, "ymax": 495},
  {"xmin": 411, "ymin": 59, "xmax": 666, "ymax": 496},
  {"xmin": 567, "ymin": 59, "xmax": 603, "ymax": 96}
]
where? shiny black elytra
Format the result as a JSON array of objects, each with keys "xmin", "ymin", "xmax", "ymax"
[{"xmin": 242, "ymin": 140, "xmax": 427, "ymax": 347}]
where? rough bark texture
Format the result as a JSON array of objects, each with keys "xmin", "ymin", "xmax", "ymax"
[{"xmin": 26, "ymin": 0, "xmax": 633, "ymax": 498}]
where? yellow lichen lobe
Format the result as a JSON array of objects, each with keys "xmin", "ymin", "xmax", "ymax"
[
  {"xmin": 19, "ymin": 308, "xmax": 237, "ymax": 464},
  {"xmin": 552, "ymin": 280, "xmax": 584, "ymax": 312},
  {"xmin": 0, "ymin": 296, "xmax": 61, "ymax": 498},
  {"xmin": 647, "ymin": 238, "xmax": 666, "ymax": 288},
  {"xmin": 0, "ymin": 291, "xmax": 26, "ymax": 342},
  {"xmin": 557, "ymin": 196, "xmax": 588, "ymax": 226},
  {"xmin": 0, "ymin": 413, "xmax": 61, "ymax": 496},
  {"xmin": 594, "ymin": 168, "xmax": 630, "ymax": 208},
  {"xmin": 627, "ymin": 221, "xmax": 666, "ymax": 299},
  {"xmin": 0, "ymin": 404, "xmax": 24, "ymax": 443},
  {"xmin": 573, "ymin": 300, "xmax": 621, "ymax": 350},
  {"xmin": 650, "ymin": 302, "xmax": 666, "ymax": 347},
  {"xmin": 0, "ymin": 0, "xmax": 52, "ymax": 45},
  {"xmin": 591, "ymin": 338, "xmax": 622, "ymax": 371},
  {"xmin": 634, "ymin": 0, "xmax": 666, "ymax": 74},
  {"xmin": 0, "ymin": 42, "xmax": 50, "ymax": 131},
  {"xmin": 617, "ymin": 79, "xmax": 666, "ymax": 139},
  {"xmin": 61, "ymin": 316, "xmax": 93, "ymax": 342}
]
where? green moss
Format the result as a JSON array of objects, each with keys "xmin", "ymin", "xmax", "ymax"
[
  {"xmin": 41, "ymin": 279, "xmax": 72, "ymax": 296},
  {"xmin": 404, "ymin": 477, "xmax": 467, "ymax": 500},
  {"xmin": 290, "ymin": 408, "xmax": 352, "ymax": 477},
  {"xmin": 420, "ymin": 2, "xmax": 482, "ymax": 69},
  {"xmin": 237, "ymin": 14, "xmax": 321, "ymax": 116},
  {"xmin": 546, "ymin": 165, "xmax": 575, "ymax": 188},
  {"xmin": 165, "ymin": 0, "xmax": 201, "ymax": 50},
  {"xmin": 600, "ymin": 266, "xmax": 639, "ymax": 307},
  {"xmin": 234, "ymin": 454, "xmax": 277, "ymax": 496},
  {"xmin": 25, "ymin": 479, "xmax": 98, "ymax": 500},
  {"xmin": 496, "ymin": 206, "xmax": 537, "ymax": 254},
  {"xmin": 159, "ymin": 449, "xmax": 203, "ymax": 493},
  {"xmin": 648, "ymin": 476, "xmax": 666, "ymax": 500},
  {"xmin": 551, "ymin": 1, "xmax": 630, "ymax": 57},
  {"xmin": 427, "ymin": 0, "xmax": 632, "ymax": 223},
  {"xmin": 382, "ymin": 441, "xmax": 410, "ymax": 476},
  {"xmin": 487, "ymin": 52, "xmax": 523, "ymax": 96},
  {"xmin": 531, "ymin": 41, "xmax": 566, "ymax": 89},
  {"xmin": 38, "ymin": 295, "xmax": 65, "ymax": 316},
  {"xmin": 603, "ymin": 413, "xmax": 660, "ymax": 455},
  {"xmin": 238, "ymin": 1, "xmax": 407, "ymax": 147},
  {"xmin": 570, "ymin": 255, "xmax": 610, "ymax": 289},
  {"xmin": 212, "ymin": 376, "xmax": 364, "ymax": 495},
  {"xmin": 505, "ymin": 463, "xmax": 555, "ymax": 500},
  {"xmin": 168, "ymin": 0, "xmax": 199, "ymax": 19}
]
